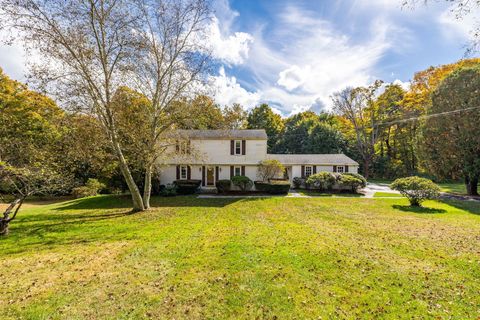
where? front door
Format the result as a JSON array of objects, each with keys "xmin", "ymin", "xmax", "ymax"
[{"xmin": 206, "ymin": 166, "xmax": 215, "ymax": 186}]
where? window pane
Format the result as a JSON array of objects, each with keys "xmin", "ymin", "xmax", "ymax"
[
  {"xmin": 337, "ymin": 166, "xmax": 344, "ymax": 173},
  {"xmin": 235, "ymin": 167, "xmax": 241, "ymax": 176},
  {"xmin": 305, "ymin": 166, "xmax": 312, "ymax": 177},
  {"xmin": 235, "ymin": 140, "xmax": 241, "ymax": 154},
  {"xmin": 181, "ymin": 166, "xmax": 187, "ymax": 179}
]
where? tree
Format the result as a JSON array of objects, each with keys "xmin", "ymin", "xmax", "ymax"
[
  {"xmin": 422, "ymin": 66, "xmax": 480, "ymax": 195},
  {"xmin": 222, "ymin": 103, "xmax": 247, "ymax": 129},
  {"xmin": 332, "ymin": 81, "xmax": 383, "ymax": 178},
  {"xmin": 247, "ymin": 104, "xmax": 284, "ymax": 152},
  {"xmin": 391, "ymin": 176, "xmax": 440, "ymax": 207},
  {"xmin": 2, "ymin": 0, "xmax": 212, "ymax": 211},
  {"xmin": 0, "ymin": 161, "xmax": 72, "ymax": 235},
  {"xmin": 257, "ymin": 160, "xmax": 285, "ymax": 182}
]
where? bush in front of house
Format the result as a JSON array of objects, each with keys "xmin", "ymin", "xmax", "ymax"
[
  {"xmin": 231, "ymin": 175, "xmax": 253, "ymax": 192},
  {"xmin": 257, "ymin": 159, "xmax": 285, "ymax": 182},
  {"xmin": 306, "ymin": 172, "xmax": 336, "ymax": 191},
  {"xmin": 72, "ymin": 178, "xmax": 106, "ymax": 198},
  {"xmin": 337, "ymin": 174, "xmax": 364, "ymax": 193},
  {"xmin": 216, "ymin": 179, "xmax": 231, "ymax": 193},
  {"xmin": 173, "ymin": 179, "xmax": 201, "ymax": 195},
  {"xmin": 160, "ymin": 184, "xmax": 177, "ymax": 196},
  {"xmin": 391, "ymin": 176, "xmax": 440, "ymax": 207},
  {"xmin": 342, "ymin": 173, "xmax": 367, "ymax": 188},
  {"xmin": 293, "ymin": 177, "xmax": 304, "ymax": 189},
  {"xmin": 254, "ymin": 180, "xmax": 291, "ymax": 194}
]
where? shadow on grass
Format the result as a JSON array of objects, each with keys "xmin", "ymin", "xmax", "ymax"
[
  {"xmin": 392, "ymin": 204, "xmax": 447, "ymax": 214},
  {"xmin": 439, "ymin": 199, "xmax": 480, "ymax": 215}
]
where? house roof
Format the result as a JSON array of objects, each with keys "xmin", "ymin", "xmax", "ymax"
[
  {"xmin": 173, "ymin": 129, "xmax": 267, "ymax": 140},
  {"xmin": 267, "ymin": 154, "xmax": 359, "ymax": 166}
]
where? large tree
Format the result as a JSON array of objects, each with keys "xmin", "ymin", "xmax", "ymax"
[
  {"xmin": 247, "ymin": 104, "xmax": 284, "ymax": 152},
  {"xmin": 332, "ymin": 81, "xmax": 383, "ymax": 178},
  {"xmin": 422, "ymin": 66, "xmax": 480, "ymax": 195},
  {"xmin": 2, "ymin": 0, "xmax": 211, "ymax": 211}
]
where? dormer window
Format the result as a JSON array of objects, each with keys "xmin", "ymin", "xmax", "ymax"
[
  {"xmin": 176, "ymin": 140, "xmax": 190, "ymax": 155},
  {"xmin": 234, "ymin": 140, "xmax": 242, "ymax": 155}
]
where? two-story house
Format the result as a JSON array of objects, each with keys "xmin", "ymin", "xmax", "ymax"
[{"xmin": 159, "ymin": 129, "xmax": 359, "ymax": 189}]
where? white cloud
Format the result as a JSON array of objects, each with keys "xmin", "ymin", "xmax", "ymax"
[
  {"xmin": 209, "ymin": 66, "xmax": 260, "ymax": 108},
  {"xmin": 437, "ymin": 5, "xmax": 479, "ymax": 41},
  {"xmin": 392, "ymin": 79, "xmax": 411, "ymax": 91},
  {"xmin": 277, "ymin": 65, "xmax": 309, "ymax": 91},
  {"xmin": 206, "ymin": 16, "xmax": 253, "ymax": 65}
]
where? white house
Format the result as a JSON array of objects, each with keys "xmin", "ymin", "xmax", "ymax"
[{"xmin": 158, "ymin": 129, "xmax": 359, "ymax": 189}]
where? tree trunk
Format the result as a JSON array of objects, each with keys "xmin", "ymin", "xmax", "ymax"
[
  {"xmin": 466, "ymin": 175, "xmax": 479, "ymax": 196},
  {"xmin": 363, "ymin": 158, "xmax": 370, "ymax": 179},
  {"xmin": 0, "ymin": 219, "xmax": 9, "ymax": 236},
  {"xmin": 112, "ymin": 139, "xmax": 145, "ymax": 212},
  {"xmin": 143, "ymin": 163, "xmax": 153, "ymax": 210}
]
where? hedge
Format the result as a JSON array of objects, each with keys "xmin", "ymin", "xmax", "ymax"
[
  {"xmin": 174, "ymin": 179, "xmax": 201, "ymax": 194},
  {"xmin": 254, "ymin": 180, "xmax": 291, "ymax": 194}
]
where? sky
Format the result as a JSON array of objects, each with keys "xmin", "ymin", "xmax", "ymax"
[{"xmin": 0, "ymin": 0, "xmax": 478, "ymax": 116}]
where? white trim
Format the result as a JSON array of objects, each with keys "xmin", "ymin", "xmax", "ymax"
[
  {"xmin": 305, "ymin": 165, "xmax": 313, "ymax": 177},
  {"xmin": 234, "ymin": 140, "xmax": 242, "ymax": 155},
  {"xmin": 337, "ymin": 165, "xmax": 344, "ymax": 173},
  {"xmin": 180, "ymin": 165, "xmax": 188, "ymax": 180},
  {"xmin": 234, "ymin": 166, "xmax": 242, "ymax": 176}
]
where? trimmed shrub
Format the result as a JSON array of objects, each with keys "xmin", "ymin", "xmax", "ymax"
[
  {"xmin": 71, "ymin": 178, "xmax": 106, "ymax": 199},
  {"xmin": 231, "ymin": 175, "xmax": 253, "ymax": 192},
  {"xmin": 343, "ymin": 173, "xmax": 367, "ymax": 188},
  {"xmin": 255, "ymin": 180, "xmax": 291, "ymax": 194},
  {"xmin": 293, "ymin": 177, "xmax": 304, "ymax": 189},
  {"xmin": 391, "ymin": 176, "xmax": 441, "ymax": 206},
  {"xmin": 160, "ymin": 184, "xmax": 177, "ymax": 197},
  {"xmin": 337, "ymin": 174, "xmax": 364, "ymax": 193},
  {"xmin": 306, "ymin": 172, "xmax": 336, "ymax": 191},
  {"xmin": 174, "ymin": 179, "xmax": 201, "ymax": 195},
  {"xmin": 216, "ymin": 179, "xmax": 231, "ymax": 193}
]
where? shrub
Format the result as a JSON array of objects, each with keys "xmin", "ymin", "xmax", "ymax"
[
  {"xmin": 71, "ymin": 178, "xmax": 106, "ymax": 198},
  {"xmin": 257, "ymin": 159, "xmax": 285, "ymax": 182},
  {"xmin": 293, "ymin": 177, "xmax": 304, "ymax": 189},
  {"xmin": 337, "ymin": 174, "xmax": 364, "ymax": 193},
  {"xmin": 306, "ymin": 172, "xmax": 336, "ymax": 191},
  {"xmin": 231, "ymin": 175, "xmax": 253, "ymax": 192},
  {"xmin": 390, "ymin": 176, "xmax": 441, "ymax": 206},
  {"xmin": 160, "ymin": 184, "xmax": 177, "ymax": 196},
  {"xmin": 255, "ymin": 180, "xmax": 290, "ymax": 194},
  {"xmin": 343, "ymin": 173, "xmax": 367, "ymax": 188},
  {"xmin": 216, "ymin": 179, "xmax": 231, "ymax": 193},
  {"xmin": 174, "ymin": 179, "xmax": 201, "ymax": 195}
]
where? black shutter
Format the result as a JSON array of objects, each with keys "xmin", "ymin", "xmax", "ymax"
[
  {"xmin": 230, "ymin": 166, "xmax": 234, "ymax": 179},
  {"xmin": 176, "ymin": 165, "xmax": 180, "ymax": 180},
  {"xmin": 187, "ymin": 140, "xmax": 191, "ymax": 155},
  {"xmin": 202, "ymin": 166, "xmax": 205, "ymax": 186},
  {"xmin": 215, "ymin": 166, "xmax": 219, "ymax": 182},
  {"xmin": 333, "ymin": 165, "xmax": 337, "ymax": 173},
  {"xmin": 313, "ymin": 166, "xmax": 317, "ymax": 174},
  {"xmin": 230, "ymin": 140, "xmax": 234, "ymax": 155},
  {"xmin": 345, "ymin": 165, "xmax": 349, "ymax": 173},
  {"xmin": 241, "ymin": 166, "xmax": 245, "ymax": 176},
  {"xmin": 175, "ymin": 140, "xmax": 180, "ymax": 153},
  {"xmin": 242, "ymin": 140, "xmax": 246, "ymax": 155},
  {"xmin": 187, "ymin": 166, "xmax": 191, "ymax": 180},
  {"xmin": 301, "ymin": 165, "xmax": 305, "ymax": 178}
]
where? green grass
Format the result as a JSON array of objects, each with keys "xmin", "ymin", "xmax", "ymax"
[
  {"xmin": 373, "ymin": 192, "xmax": 404, "ymax": 198},
  {"xmin": 296, "ymin": 190, "xmax": 364, "ymax": 197},
  {"xmin": 1, "ymin": 195, "xmax": 480, "ymax": 319},
  {"xmin": 369, "ymin": 179, "xmax": 474, "ymax": 195}
]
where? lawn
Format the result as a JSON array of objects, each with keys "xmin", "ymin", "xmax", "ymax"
[
  {"xmin": 373, "ymin": 192, "xmax": 404, "ymax": 198},
  {"xmin": 369, "ymin": 179, "xmax": 475, "ymax": 195},
  {"xmin": 1, "ymin": 196, "xmax": 480, "ymax": 319}
]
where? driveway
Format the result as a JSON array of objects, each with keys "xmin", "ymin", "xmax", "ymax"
[{"xmin": 361, "ymin": 182, "xmax": 400, "ymax": 198}]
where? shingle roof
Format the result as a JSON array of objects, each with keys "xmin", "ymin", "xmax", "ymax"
[
  {"xmin": 267, "ymin": 154, "xmax": 359, "ymax": 165},
  {"xmin": 174, "ymin": 129, "xmax": 267, "ymax": 140}
]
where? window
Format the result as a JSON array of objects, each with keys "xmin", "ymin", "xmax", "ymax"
[
  {"xmin": 180, "ymin": 165, "xmax": 188, "ymax": 180},
  {"xmin": 234, "ymin": 166, "xmax": 242, "ymax": 176},
  {"xmin": 234, "ymin": 140, "xmax": 242, "ymax": 155},
  {"xmin": 337, "ymin": 166, "xmax": 344, "ymax": 173},
  {"xmin": 177, "ymin": 140, "xmax": 190, "ymax": 154},
  {"xmin": 305, "ymin": 166, "xmax": 313, "ymax": 178}
]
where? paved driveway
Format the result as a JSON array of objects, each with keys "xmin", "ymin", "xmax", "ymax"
[{"xmin": 361, "ymin": 182, "xmax": 400, "ymax": 198}]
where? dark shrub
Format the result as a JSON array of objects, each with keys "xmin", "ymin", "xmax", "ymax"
[
  {"xmin": 174, "ymin": 179, "xmax": 201, "ymax": 195},
  {"xmin": 254, "ymin": 181, "xmax": 290, "ymax": 194},
  {"xmin": 391, "ymin": 176, "xmax": 440, "ymax": 207},
  {"xmin": 231, "ymin": 175, "xmax": 253, "ymax": 191},
  {"xmin": 306, "ymin": 172, "xmax": 336, "ymax": 191},
  {"xmin": 160, "ymin": 184, "xmax": 177, "ymax": 196},
  {"xmin": 216, "ymin": 180, "xmax": 231, "ymax": 193},
  {"xmin": 292, "ymin": 177, "xmax": 304, "ymax": 189}
]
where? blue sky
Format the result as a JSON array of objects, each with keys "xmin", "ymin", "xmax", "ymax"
[
  {"xmin": 0, "ymin": 0, "xmax": 477, "ymax": 116},
  {"xmin": 207, "ymin": 0, "xmax": 478, "ymax": 115}
]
